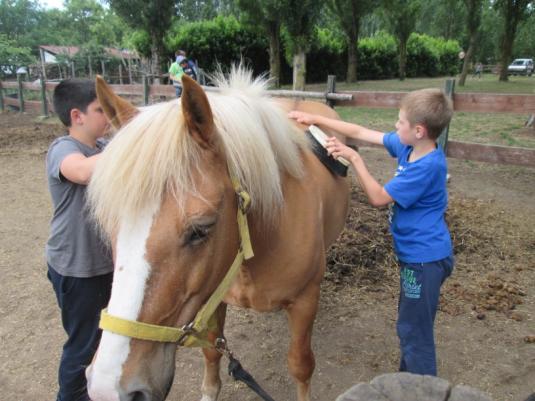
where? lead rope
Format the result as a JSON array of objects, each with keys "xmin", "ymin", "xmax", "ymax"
[{"xmin": 215, "ymin": 338, "xmax": 276, "ymax": 401}]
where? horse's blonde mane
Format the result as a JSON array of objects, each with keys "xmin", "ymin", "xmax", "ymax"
[{"xmin": 88, "ymin": 66, "xmax": 306, "ymax": 235}]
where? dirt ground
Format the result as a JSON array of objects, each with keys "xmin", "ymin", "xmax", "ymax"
[{"xmin": 0, "ymin": 111, "xmax": 533, "ymax": 401}]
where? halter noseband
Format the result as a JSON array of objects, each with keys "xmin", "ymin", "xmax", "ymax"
[{"xmin": 99, "ymin": 174, "xmax": 254, "ymax": 348}]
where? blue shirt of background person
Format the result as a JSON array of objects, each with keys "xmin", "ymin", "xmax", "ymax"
[
  {"xmin": 179, "ymin": 58, "xmax": 197, "ymax": 81},
  {"xmin": 383, "ymin": 132, "xmax": 452, "ymax": 263}
]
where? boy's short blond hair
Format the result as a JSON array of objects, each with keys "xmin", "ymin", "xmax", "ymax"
[{"xmin": 400, "ymin": 88, "xmax": 453, "ymax": 140}]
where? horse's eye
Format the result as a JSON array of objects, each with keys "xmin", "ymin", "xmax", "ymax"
[{"xmin": 184, "ymin": 224, "xmax": 213, "ymax": 247}]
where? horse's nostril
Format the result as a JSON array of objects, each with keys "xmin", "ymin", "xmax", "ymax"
[{"xmin": 130, "ymin": 391, "xmax": 149, "ymax": 401}]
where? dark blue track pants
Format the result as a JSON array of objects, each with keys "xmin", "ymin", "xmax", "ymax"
[
  {"xmin": 48, "ymin": 265, "xmax": 113, "ymax": 401},
  {"xmin": 397, "ymin": 255, "xmax": 454, "ymax": 376}
]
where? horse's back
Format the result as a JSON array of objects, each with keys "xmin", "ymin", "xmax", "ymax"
[{"xmin": 276, "ymin": 98, "xmax": 350, "ymax": 247}]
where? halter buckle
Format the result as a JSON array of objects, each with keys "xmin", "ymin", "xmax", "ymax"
[{"xmin": 176, "ymin": 321, "xmax": 196, "ymax": 345}]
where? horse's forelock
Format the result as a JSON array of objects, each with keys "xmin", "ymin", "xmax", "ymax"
[{"xmin": 88, "ymin": 67, "xmax": 305, "ymax": 235}]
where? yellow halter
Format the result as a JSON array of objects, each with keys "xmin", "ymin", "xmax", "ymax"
[{"xmin": 99, "ymin": 175, "xmax": 254, "ymax": 348}]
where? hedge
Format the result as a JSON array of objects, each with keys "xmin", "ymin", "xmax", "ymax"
[{"xmin": 164, "ymin": 17, "xmax": 460, "ymax": 83}]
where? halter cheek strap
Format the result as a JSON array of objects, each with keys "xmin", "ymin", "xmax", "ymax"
[{"xmin": 99, "ymin": 174, "xmax": 254, "ymax": 348}]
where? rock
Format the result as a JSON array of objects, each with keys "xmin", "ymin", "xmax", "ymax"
[
  {"xmin": 335, "ymin": 383, "xmax": 390, "ymax": 401},
  {"xmin": 449, "ymin": 385, "xmax": 493, "ymax": 401},
  {"xmin": 336, "ymin": 373, "xmax": 495, "ymax": 401},
  {"xmin": 370, "ymin": 372, "xmax": 450, "ymax": 401}
]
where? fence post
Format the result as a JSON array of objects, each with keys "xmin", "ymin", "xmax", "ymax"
[
  {"xmin": 437, "ymin": 78, "xmax": 455, "ymax": 153},
  {"xmin": 40, "ymin": 77, "xmax": 49, "ymax": 117},
  {"xmin": 119, "ymin": 63, "xmax": 123, "ymax": 85},
  {"xmin": 143, "ymin": 75, "xmax": 149, "ymax": 105},
  {"xmin": 0, "ymin": 81, "xmax": 4, "ymax": 112},
  {"xmin": 17, "ymin": 74, "xmax": 25, "ymax": 113},
  {"xmin": 326, "ymin": 75, "xmax": 336, "ymax": 108}
]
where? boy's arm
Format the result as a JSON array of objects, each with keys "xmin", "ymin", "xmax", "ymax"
[
  {"xmin": 288, "ymin": 111, "xmax": 384, "ymax": 145},
  {"xmin": 350, "ymin": 153, "xmax": 393, "ymax": 207},
  {"xmin": 60, "ymin": 153, "xmax": 101, "ymax": 185},
  {"xmin": 326, "ymin": 137, "xmax": 393, "ymax": 207}
]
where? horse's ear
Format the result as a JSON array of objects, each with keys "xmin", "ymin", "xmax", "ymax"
[
  {"xmin": 181, "ymin": 74, "xmax": 215, "ymax": 149},
  {"xmin": 95, "ymin": 75, "xmax": 138, "ymax": 129}
]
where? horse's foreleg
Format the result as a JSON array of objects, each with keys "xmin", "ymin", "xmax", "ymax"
[
  {"xmin": 200, "ymin": 303, "xmax": 227, "ymax": 401},
  {"xmin": 285, "ymin": 282, "xmax": 320, "ymax": 401}
]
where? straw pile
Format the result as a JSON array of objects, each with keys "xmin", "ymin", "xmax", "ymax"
[{"xmin": 324, "ymin": 182, "xmax": 533, "ymax": 319}]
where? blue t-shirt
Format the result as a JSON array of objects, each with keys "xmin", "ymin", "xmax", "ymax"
[{"xmin": 383, "ymin": 132, "xmax": 452, "ymax": 263}]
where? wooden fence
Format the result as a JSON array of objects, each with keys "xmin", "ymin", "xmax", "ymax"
[{"xmin": 1, "ymin": 75, "xmax": 534, "ymax": 168}]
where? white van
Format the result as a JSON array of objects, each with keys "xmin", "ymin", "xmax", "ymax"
[{"xmin": 507, "ymin": 58, "xmax": 533, "ymax": 76}]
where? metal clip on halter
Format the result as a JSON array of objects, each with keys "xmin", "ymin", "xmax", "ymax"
[
  {"xmin": 176, "ymin": 322, "xmax": 196, "ymax": 346},
  {"xmin": 215, "ymin": 337, "xmax": 233, "ymax": 359}
]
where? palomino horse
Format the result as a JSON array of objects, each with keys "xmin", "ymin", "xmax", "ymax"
[{"xmin": 86, "ymin": 68, "xmax": 349, "ymax": 401}]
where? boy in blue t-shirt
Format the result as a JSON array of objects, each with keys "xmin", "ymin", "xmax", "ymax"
[{"xmin": 289, "ymin": 88, "xmax": 454, "ymax": 376}]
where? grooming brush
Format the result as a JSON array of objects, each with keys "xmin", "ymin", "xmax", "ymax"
[{"xmin": 305, "ymin": 125, "xmax": 350, "ymax": 177}]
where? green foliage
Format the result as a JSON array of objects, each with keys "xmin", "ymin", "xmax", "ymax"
[
  {"xmin": 0, "ymin": 33, "xmax": 35, "ymax": 75},
  {"xmin": 109, "ymin": 0, "xmax": 176, "ymax": 73},
  {"xmin": 166, "ymin": 15, "xmax": 268, "ymax": 76},
  {"xmin": 305, "ymin": 27, "xmax": 346, "ymax": 82},
  {"xmin": 177, "ymin": 0, "xmax": 237, "ymax": 21},
  {"xmin": 128, "ymin": 30, "xmax": 152, "ymax": 58},
  {"xmin": 417, "ymin": 0, "xmax": 466, "ymax": 40},
  {"xmin": 407, "ymin": 34, "xmax": 460, "ymax": 77},
  {"xmin": 514, "ymin": 12, "xmax": 535, "ymax": 57},
  {"xmin": 357, "ymin": 31, "xmax": 398, "ymax": 79},
  {"xmin": 280, "ymin": 0, "xmax": 323, "ymax": 53}
]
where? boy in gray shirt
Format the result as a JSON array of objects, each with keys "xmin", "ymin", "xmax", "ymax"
[{"xmin": 46, "ymin": 79, "xmax": 113, "ymax": 401}]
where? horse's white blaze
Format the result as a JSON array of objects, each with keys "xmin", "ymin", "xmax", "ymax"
[{"xmin": 88, "ymin": 205, "xmax": 158, "ymax": 400}]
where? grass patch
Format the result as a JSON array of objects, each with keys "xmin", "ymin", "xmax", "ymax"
[
  {"xmin": 303, "ymin": 75, "xmax": 534, "ymax": 148},
  {"xmin": 336, "ymin": 106, "xmax": 535, "ymax": 148},
  {"xmin": 303, "ymin": 74, "xmax": 535, "ymax": 94}
]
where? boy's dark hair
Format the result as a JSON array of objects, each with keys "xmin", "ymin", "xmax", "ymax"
[
  {"xmin": 400, "ymin": 88, "xmax": 453, "ymax": 140},
  {"xmin": 53, "ymin": 79, "xmax": 96, "ymax": 127},
  {"xmin": 179, "ymin": 58, "xmax": 188, "ymax": 65}
]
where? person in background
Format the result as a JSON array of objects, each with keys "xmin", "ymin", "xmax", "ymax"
[
  {"xmin": 169, "ymin": 50, "xmax": 185, "ymax": 98},
  {"xmin": 179, "ymin": 57, "xmax": 197, "ymax": 81},
  {"xmin": 473, "ymin": 62, "xmax": 483, "ymax": 78}
]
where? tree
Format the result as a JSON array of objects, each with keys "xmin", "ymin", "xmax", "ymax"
[
  {"xmin": 107, "ymin": 0, "xmax": 176, "ymax": 80},
  {"xmin": 177, "ymin": 0, "xmax": 238, "ymax": 21},
  {"xmin": 458, "ymin": 0, "xmax": 483, "ymax": 86},
  {"xmin": 514, "ymin": 10, "xmax": 535, "ymax": 57},
  {"xmin": 0, "ymin": 0, "xmax": 41, "ymax": 46},
  {"xmin": 0, "ymin": 34, "xmax": 34, "ymax": 76},
  {"xmin": 495, "ymin": 0, "xmax": 532, "ymax": 81},
  {"xmin": 327, "ymin": 0, "xmax": 376, "ymax": 82},
  {"xmin": 381, "ymin": 0, "xmax": 422, "ymax": 80},
  {"xmin": 236, "ymin": 0, "xmax": 285, "ymax": 87},
  {"xmin": 417, "ymin": 0, "xmax": 466, "ymax": 40},
  {"xmin": 280, "ymin": 0, "xmax": 323, "ymax": 90}
]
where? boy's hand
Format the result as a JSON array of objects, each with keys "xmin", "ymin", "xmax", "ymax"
[
  {"xmin": 288, "ymin": 111, "xmax": 319, "ymax": 125},
  {"xmin": 326, "ymin": 136, "xmax": 360, "ymax": 164}
]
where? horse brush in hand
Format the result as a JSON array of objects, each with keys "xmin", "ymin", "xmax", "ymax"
[{"xmin": 305, "ymin": 125, "xmax": 349, "ymax": 177}]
